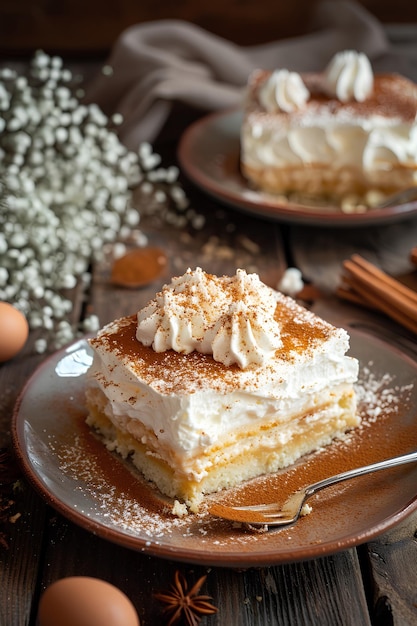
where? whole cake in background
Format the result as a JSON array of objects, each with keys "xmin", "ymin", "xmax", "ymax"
[
  {"xmin": 85, "ymin": 268, "xmax": 359, "ymax": 512},
  {"xmin": 241, "ymin": 50, "xmax": 417, "ymax": 202}
]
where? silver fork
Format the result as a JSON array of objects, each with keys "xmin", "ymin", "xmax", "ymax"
[{"xmin": 209, "ymin": 450, "xmax": 417, "ymax": 528}]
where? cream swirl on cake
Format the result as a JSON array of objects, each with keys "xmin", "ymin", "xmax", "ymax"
[
  {"xmin": 324, "ymin": 50, "xmax": 373, "ymax": 102},
  {"xmin": 136, "ymin": 267, "xmax": 283, "ymax": 368},
  {"xmin": 258, "ymin": 69, "xmax": 310, "ymax": 113}
]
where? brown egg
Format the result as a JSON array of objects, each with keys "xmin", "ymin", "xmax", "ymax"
[
  {"xmin": 0, "ymin": 302, "xmax": 29, "ymax": 362},
  {"xmin": 38, "ymin": 577, "xmax": 140, "ymax": 626}
]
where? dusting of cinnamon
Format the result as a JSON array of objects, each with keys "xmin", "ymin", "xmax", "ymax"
[
  {"xmin": 90, "ymin": 293, "xmax": 332, "ymax": 395},
  {"xmin": 110, "ymin": 247, "xmax": 167, "ymax": 288},
  {"xmin": 249, "ymin": 71, "xmax": 417, "ymax": 121}
]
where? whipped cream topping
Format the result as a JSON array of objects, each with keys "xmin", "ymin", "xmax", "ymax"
[
  {"xmin": 277, "ymin": 267, "xmax": 304, "ymax": 297},
  {"xmin": 259, "ymin": 69, "xmax": 310, "ymax": 113},
  {"xmin": 136, "ymin": 268, "xmax": 283, "ymax": 369},
  {"xmin": 324, "ymin": 50, "xmax": 373, "ymax": 103}
]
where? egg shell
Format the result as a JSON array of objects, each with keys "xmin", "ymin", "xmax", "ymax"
[
  {"xmin": 0, "ymin": 302, "xmax": 29, "ymax": 362},
  {"xmin": 38, "ymin": 576, "xmax": 140, "ymax": 626}
]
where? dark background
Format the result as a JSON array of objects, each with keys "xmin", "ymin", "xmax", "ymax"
[{"xmin": 1, "ymin": 0, "xmax": 416, "ymax": 57}]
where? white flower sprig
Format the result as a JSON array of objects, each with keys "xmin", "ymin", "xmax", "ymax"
[{"xmin": 0, "ymin": 51, "xmax": 196, "ymax": 352}]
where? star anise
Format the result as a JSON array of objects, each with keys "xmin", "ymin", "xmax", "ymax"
[{"xmin": 154, "ymin": 570, "xmax": 218, "ymax": 626}]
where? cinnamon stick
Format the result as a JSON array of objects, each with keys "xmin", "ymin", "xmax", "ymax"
[{"xmin": 339, "ymin": 254, "xmax": 417, "ymax": 335}]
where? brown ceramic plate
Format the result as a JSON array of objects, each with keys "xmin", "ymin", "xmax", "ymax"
[
  {"xmin": 177, "ymin": 110, "xmax": 417, "ymax": 227},
  {"xmin": 12, "ymin": 329, "xmax": 417, "ymax": 567}
]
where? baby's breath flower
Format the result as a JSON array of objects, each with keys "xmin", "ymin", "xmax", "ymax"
[{"xmin": 0, "ymin": 51, "xmax": 198, "ymax": 353}]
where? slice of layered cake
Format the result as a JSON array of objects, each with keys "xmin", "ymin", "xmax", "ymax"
[
  {"xmin": 85, "ymin": 268, "xmax": 359, "ymax": 511},
  {"xmin": 241, "ymin": 50, "xmax": 417, "ymax": 200}
]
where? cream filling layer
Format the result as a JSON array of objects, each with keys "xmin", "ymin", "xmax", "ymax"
[
  {"xmin": 86, "ymin": 383, "xmax": 358, "ymax": 488},
  {"xmin": 241, "ymin": 118, "xmax": 417, "ymax": 174},
  {"xmin": 86, "ymin": 356, "xmax": 357, "ymax": 482}
]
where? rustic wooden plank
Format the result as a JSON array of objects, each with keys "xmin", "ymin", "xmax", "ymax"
[
  {"xmin": 0, "ymin": 280, "xmax": 88, "ymax": 626},
  {"xmin": 27, "ymin": 511, "xmax": 214, "ymax": 625},
  {"xmin": 0, "ymin": 352, "xmax": 47, "ymax": 626},
  {"xmin": 209, "ymin": 552, "xmax": 371, "ymax": 625},
  {"xmin": 31, "ymin": 505, "xmax": 371, "ymax": 626},
  {"xmin": 363, "ymin": 509, "xmax": 417, "ymax": 626},
  {"xmin": 0, "ymin": 488, "xmax": 47, "ymax": 626},
  {"xmin": 27, "ymin": 511, "xmax": 161, "ymax": 625}
]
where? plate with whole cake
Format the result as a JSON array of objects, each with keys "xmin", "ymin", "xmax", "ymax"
[
  {"xmin": 12, "ymin": 269, "xmax": 417, "ymax": 567},
  {"xmin": 178, "ymin": 51, "xmax": 417, "ymax": 226}
]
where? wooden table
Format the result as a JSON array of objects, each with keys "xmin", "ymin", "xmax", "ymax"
[{"xmin": 1, "ymin": 94, "xmax": 417, "ymax": 626}]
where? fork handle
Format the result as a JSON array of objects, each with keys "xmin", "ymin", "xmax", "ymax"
[{"xmin": 305, "ymin": 450, "xmax": 417, "ymax": 499}]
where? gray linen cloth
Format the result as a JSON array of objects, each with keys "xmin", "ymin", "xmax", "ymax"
[{"xmin": 85, "ymin": 0, "xmax": 415, "ymax": 149}]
